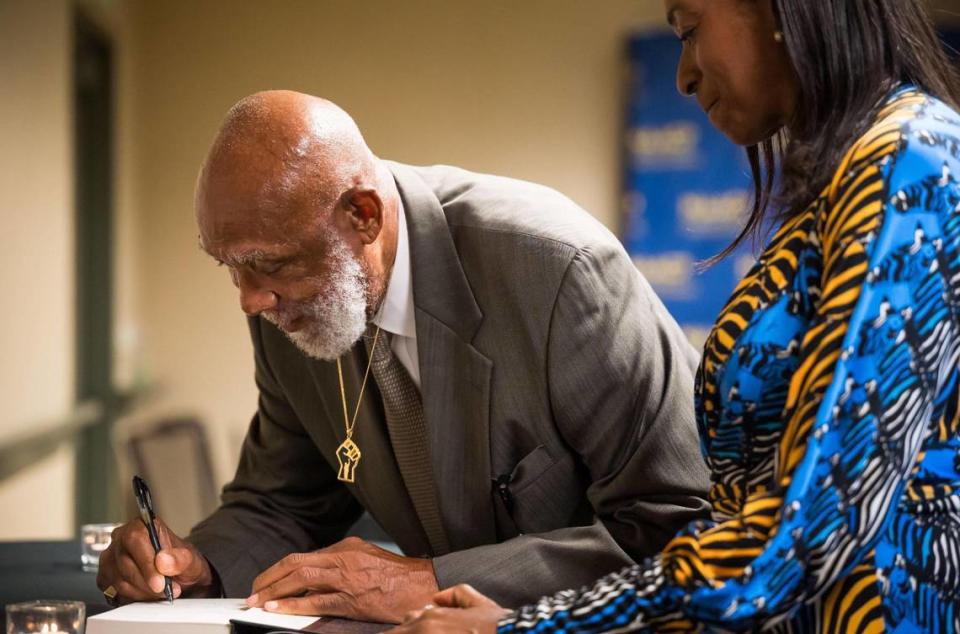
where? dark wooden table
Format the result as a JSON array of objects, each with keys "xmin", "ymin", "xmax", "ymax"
[
  {"xmin": 0, "ymin": 540, "xmax": 110, "ymax": 631},
  {"xmin": 0, "ymin": 540, "xmax": 389, "ymax": 632}
]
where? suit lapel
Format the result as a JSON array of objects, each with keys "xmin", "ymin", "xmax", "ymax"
[{"xmin": 388, "ymin": 162, "xmax": 497, "ymax": 551}]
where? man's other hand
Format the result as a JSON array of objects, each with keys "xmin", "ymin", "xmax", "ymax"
[
  {"xmin": 246, "ymin": 536, "xmax": 438, "ymax": 623},
  {"xmin": 96, "ymin": 518, "xmax": 218, "ymax": 603}
]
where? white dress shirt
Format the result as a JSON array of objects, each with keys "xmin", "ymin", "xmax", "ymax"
[{"xmin": 372, "ymin": 200, "xmax": 421, "ymax": 389}]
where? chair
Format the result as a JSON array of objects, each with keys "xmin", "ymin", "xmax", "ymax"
[{"xmin": 116, "ymin": 415, "xmax": 219, "ymax": 536}]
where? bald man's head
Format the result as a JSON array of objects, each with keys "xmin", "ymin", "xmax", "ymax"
[
  {"xmin": 197, "ymin": 90, "xmax": 377, "ymax": 226},
  {"xmin": 195, "ymin": 91, "xmax": 399, "ymax": 360}
]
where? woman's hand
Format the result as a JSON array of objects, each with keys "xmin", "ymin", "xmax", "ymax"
[{"xmin": 389, "ymin": 584, "xmax": 510, "ymax": 633}]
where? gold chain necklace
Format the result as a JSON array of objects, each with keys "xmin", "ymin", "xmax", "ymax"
[{"xmin": 334, "ymin": 326, "xmax": 381, "ymax": 483}]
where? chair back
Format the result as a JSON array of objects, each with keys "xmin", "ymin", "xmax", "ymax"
[{"xmin": 122, "ymin": 416, "xmax": 218, "ymax": 535}]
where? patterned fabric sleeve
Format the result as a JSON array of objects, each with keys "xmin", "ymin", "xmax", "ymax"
[{"xmin": 499, "ymin": 100, "xmax": 960, "ymax": 632}]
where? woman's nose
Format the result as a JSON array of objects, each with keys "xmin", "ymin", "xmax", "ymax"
[{"xmin": 676, "ymin": 48, "xmax": 700, "ymax": 97}]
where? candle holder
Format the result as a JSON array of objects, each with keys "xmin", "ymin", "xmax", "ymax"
[{"xmin": 5, "ymin": 600, "xmax": 85, "ymax": 634}]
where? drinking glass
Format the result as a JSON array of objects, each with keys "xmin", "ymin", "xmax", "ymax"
[
  {"xmin": 5, "ymin": 600, "xmax": 85, "ymax": 634},
  {"xmin": 80, "ymin": 523, "xmax": 119, "ymax": 571}
]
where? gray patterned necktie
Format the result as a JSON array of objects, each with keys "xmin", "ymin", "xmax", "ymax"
[{"xmin": 365, "ymin": 327, "xmax": 451, "ymax": 556}]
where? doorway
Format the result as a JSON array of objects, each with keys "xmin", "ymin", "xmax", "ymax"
[{"xmin": 73, "ymin": 11, "xmax": 117, "ymax": 527}]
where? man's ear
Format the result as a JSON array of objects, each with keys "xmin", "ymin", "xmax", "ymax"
[{"xmin": 339, "ymin": 188, "xmax": 384, "ymax": 244}]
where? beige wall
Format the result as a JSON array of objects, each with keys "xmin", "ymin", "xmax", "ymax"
[
  {"xmin": 4, "ymin": 0, "xmax": 960, "ymax": 538},
  {"xmin": 3, "ymin": 0, "xmax": 960, "ymax": 538},
  {"xmin": 0, "ymin": 0, "xmax": 75, "ymax": 539},
  {"xmin": 123, "ymin": 0, "xmax": 665, "ymax": 482}
]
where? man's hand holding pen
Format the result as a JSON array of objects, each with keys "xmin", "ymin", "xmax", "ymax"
[
  {"xmin": 96, "ymin": 516, "xmax": 219, "ymax": 604},
  {"xmin": 96, "ymin": 477, "xmax": 437, "ymax": 620}
]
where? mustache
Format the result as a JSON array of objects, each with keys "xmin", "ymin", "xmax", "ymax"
[
  {"xmin": 261, "ymin": 305, "xmax": 307, "ymax": 331},
  {"xmin": 261, "ymin": 274, "xmax": 387, "ymax": 330}
]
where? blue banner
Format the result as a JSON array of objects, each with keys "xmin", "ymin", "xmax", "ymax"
[
  {"xmin": 623, "ymin": 31, "xmax": 960, "ymax": 347},
  {"xmin": 622, "ymin": 33, "xmax": 753, "ymax": 347}
]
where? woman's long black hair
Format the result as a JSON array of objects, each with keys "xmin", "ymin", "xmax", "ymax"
[{"xmin": 714, "ymin": 0, "xmax": 960, "ymax": 262}]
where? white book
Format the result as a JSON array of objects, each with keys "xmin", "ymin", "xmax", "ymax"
[{"xmin": 86, "ymin": 598, "xmax": 320, "ymax": 634}]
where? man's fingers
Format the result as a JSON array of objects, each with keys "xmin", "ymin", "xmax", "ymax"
[
  {"xmin": 117, "ymin": 579, "xmax": 181, "ymax": 603},
  {"xmin": 157, "ymin": 546, "xmax": 206, "ymax": 584},
  {"xmin": 96, "ymin": 545, "xmax": 116, "ymax": 590},
  {"xmin": 96, "ymin": 519, "xmax": 204, "ymax": 602},
  {"xmin": 251, "ymin": 551, "xmax": 336, "ymax": 595},
  {"xmin": 121, "ymin": 522, "xmax": 169, "ymax": 591},
  {"xmin": 248, "ymin": 566, "xmax": 338, "ymax": 607},
  {"xmin": 250, "ymin": 552, "xmax": 303, "ymax": 595},
  {"xmin": 114, "ymin": 518, "xmax": 203, "ymax": 595},
  {"xmin": 433, "ymin": 584, "xmax": 500, "ymax": 609},
  {"xmin": 263, "ymin": 592, "xmax": 353, "ymax": 618},
  {"xmin": 251, "ymin": 539, "xmax": 432, "ymax": 622},
  {"xmin": 155, "ymin": 550, "xmax": 179, "ymax": 576},
  {"xmin": 153, "ymin": 519, "xmax": 196, "ymax": 579},
  {"xmin": 111, "ymin": 579, "xmax": 150, "ymax": 604},
  {"xmin": 117, "ymin": 551, "xmax": 159, "ymax": 596},
  {"xmin": 113, "ymin": 536, "xmax": 163, "ymax": 600},
  {"xmin": 97, "ymin": 524, "xmax": 142, "ymax": 593},
  {"xmin": 112, "ymin": 577, "xmax": 164, "ymax": 604}
]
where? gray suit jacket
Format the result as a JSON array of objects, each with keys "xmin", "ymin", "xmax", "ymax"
[{"xmin": 188, "ymin": 162, "xmax": 710, "ymax": 607}]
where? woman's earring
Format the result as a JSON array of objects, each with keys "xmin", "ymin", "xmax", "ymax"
[{"xmin": 773, "ymin": 31, "xmax": 784, "ymax": 43}]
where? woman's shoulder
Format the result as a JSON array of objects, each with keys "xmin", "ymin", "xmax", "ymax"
[{"xmin": 826, "ymin": 88, "xmax": 960, "ymax": 203}]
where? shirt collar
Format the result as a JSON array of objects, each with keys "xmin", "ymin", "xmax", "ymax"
[{"xmin": 373, "ymin": 199, "xmax": 416, "ymax": 339}]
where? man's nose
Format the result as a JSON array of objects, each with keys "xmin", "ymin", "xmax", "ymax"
[{"xmin": 237, "ymin": 275, "xmax": 278, "ymax": 316}]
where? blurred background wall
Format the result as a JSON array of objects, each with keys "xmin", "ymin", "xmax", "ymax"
[
  {"xmin": 2, "ymin": 0, "xmax": 959, "ymax": 540},
  {"xmin": 124, "ymin": 0, "xmax": 667, "ymax": 514},
  {"xmin": 0, "ymin": 0, "xmax": 668, "ymax": 539},
  {"xmin": 0, "ymin": 0, "xmax": 74, "ymax": 539}
]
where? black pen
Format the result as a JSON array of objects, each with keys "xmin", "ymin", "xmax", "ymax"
[{"xmin": 132, "ymin": 475, "xmax": 175, "ymax": 603}]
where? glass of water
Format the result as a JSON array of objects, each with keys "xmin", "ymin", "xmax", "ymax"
[
  {"xmin": 80, "ymin": 523, "xmax": 119, "ymax": 572},
  {"xmin": 5, "ymin": 600, "xmax": 85, "ymax": 634}
]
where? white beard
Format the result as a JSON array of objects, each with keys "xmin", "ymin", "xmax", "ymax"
[{"xmin": 261, "ymin": 233, "xmax": 369, "ymax": 361}]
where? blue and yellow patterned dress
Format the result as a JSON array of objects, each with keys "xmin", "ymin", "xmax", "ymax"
[{"xmin": 499, "ymin": 88, "xmax": 960, "ymax": 632}]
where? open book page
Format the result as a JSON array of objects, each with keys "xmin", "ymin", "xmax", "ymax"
[{"xmin": 87, "ymin": 598, "xmax": 319, "ymax": 631}]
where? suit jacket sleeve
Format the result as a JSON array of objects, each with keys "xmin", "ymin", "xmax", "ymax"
[
  {"xmin": 187, "ymin": 317, "xmax": 364, "ymax": 597},
  {"xmin": 433, "ymin": 241, "xmax": 711, "ymax": 607}
]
